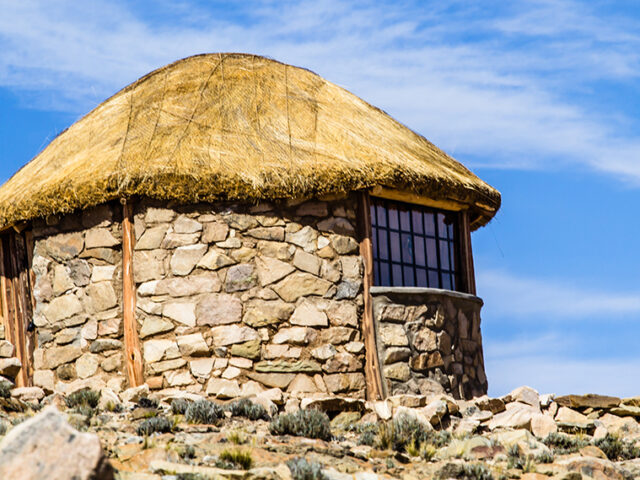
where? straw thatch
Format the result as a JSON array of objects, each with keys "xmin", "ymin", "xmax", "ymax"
[{"xmin": 0, "ymin": 53, "xmax": 500, "ymax": 230}]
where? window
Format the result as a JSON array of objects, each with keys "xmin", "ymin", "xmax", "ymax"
[{"xmin": 370, "ymin": 197, "xmax": 460, "ymax": 291}]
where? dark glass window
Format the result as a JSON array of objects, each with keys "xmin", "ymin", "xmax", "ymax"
[{"xmin": 370, "ymin": 197, "xmax": 460, "ymax": 290}]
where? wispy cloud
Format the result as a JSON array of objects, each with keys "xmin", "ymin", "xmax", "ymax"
[
  {"xmin": 477, "ymin": 269, "xmax": 640, "ymax": 318},
  {"xmin": 1, "ymin": 0, "xmax": 639, "ymax": 180}
]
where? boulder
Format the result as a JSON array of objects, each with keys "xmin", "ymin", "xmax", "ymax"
[
  {"xmin": 504, "ymin": 386, "xmax": 540, "ymax": 409},
  {"xmin": 555, "ymin": 407, "xmax": 593, "ymax": 430},
  {"xmin": 488, "ymin": 402, "xmax": 538, "ymax": 430},
  {"xmin": 555, "ymin": 394, "xmax": 621, "ymax": 409},
  {"xmin": 0, "ymin": 406, "xmax": 113, "ymax": 480}
]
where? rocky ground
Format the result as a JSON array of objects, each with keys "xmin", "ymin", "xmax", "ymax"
[{"xmin": 1, "ymin": 383, "xmax": 640, "ymax": 480}]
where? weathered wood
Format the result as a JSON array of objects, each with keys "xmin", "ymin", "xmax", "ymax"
[
  {"xmin": 357, "ymin": 191, "xmax": 385, "ymax": 401},
  {"xmin": 459, "ymin": 211, "xmax": 476, "ymax": 296},
  {"xmin": 370, "ymin": 186, "xmax": 465, "ymax": 212},
  {"xmin": 6, "ymin": 233, "xmax": 30, "ymax": 386},
  {"xmin": 0, "ymin": 240, "xmax": 9, "ymax": 344},
  {"xmin": 23, "ymin": 231, "xmax": 37, "ymax": 383},
  {"xmin": 122, "ymin": 200, "xmax": 144, "ymax": 387}
]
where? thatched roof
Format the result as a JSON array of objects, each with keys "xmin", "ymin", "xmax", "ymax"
[{"xmin": 0, "ymin": 53, "xmax": 500, "ymax": 230}]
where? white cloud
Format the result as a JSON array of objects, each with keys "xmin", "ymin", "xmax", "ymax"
[
  {"xmin": 1, "ymin": 0, "xmax": 640, "ymax": 180},
  {"xmin": 477, "ymin": 269, "xmax": 640, "ymax": 318}
]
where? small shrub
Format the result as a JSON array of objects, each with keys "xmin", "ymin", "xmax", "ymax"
[
  {"xmin": 177, "ymin": 444, "xmax": 196, "ymax": 460},
  {"xmin": 286, "ymin": 457, "xmax": 327, "ymax": 480},
  {"xmin": 375, "ymin": 414, "xmax": 431, "ymax": 452},
  {"xmin": 137, "ymin": 397, "xmax": 159, "ymax": 409},
  {"xmin": 229, "ymin": 398, "xmax": 269, "ymax": 421},
  {"xmin": 595, "ymin": 434, "xmax": 640, "ymax": 460},
  {"xmin": 227, "ymin": 430, "xmax": 247, "ymax": 445},
  {"xmin": 74, "ymin": 405, "xmax": 96, "ymax": 419},
  {"xmin": 0, "ymin": 383, "xmax": 11, "ymax": 399},
  {"xmin": 421, "ymin": 443, "xmax": 438, "ymax": 461},
  {"xmin": 171, "ymin": 398, "xmax": 192, "ymax": 415},
  {"xmin": 104, "ymin": 401, "xmax": 123, "ymax": 413},
  {"xmin": 65, "ymin": 390, "xmax": 100, "ymax": 409},
  {"xmin": 269, "ymin": 409, "xmax": 332, "ymax": 441},
  {"xmin": 535, "ymin": 450, "xmax": 554, "ymax": 464},
  {"xmin": 459, "ymin": 464, "xmax": 494, "ymax": 480},
  {"xmin": 185, "ymin": 399, "xmax": 225, "ymax": 425},
  {"xmin": 543, "ymin": 432, "xmax": 588, "ymax": 454},
  {"xmin": 137, "ymin": 416, "xmax": 173, "ymax": 436},
  {"xmin": 216, "ymin": 448, "xmax": 253, "ymax": 470}
]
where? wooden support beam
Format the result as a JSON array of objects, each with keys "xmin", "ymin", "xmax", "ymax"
[
  {"xmin": 122, "ymin": 200, "xmax": 144, "ymax": 388},
  {"xmin": 8, "ymin": 233, "xmax": 30, "ymax": 387},
  {"xmin": 357, "ymin": 191, "xmax": 386, "ymax": 401},
  {"xmin": 459, "ymin": 211, "xmax": 476, "ymax": 296},
  {"xmin": 0, "ymin": 242, "xmax": 10, "ymax": 350}
]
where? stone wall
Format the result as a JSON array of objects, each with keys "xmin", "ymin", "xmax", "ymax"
[
  {"xmin": 31, "ymin": 203, "xmax": 124, "ymax": 393},
  {"xmin": 371, "ymin": 287, "xmax": 487, "ymax": 400},
  {"xmin": 131, "ymin": 197, "xmax": 366, "ymax": 399}
]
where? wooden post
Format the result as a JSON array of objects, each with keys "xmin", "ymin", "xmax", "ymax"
[
  {"xmin": 459, "ymin": 211, "xmax": 476, "ymax": 296},
  {"xmin": 357, "ymin": 191, "xmax": 385, "ymax": 401},
  {"xmin": 122, "ymin": 200, "xmax": 144, "ymax": 387},
  {"xmin": 0, "ymin": 242, "xmax": 10, "ymax": 355}
]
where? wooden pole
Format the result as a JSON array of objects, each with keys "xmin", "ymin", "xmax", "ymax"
[
  {"xmin": 122, "ymin": 200, "xmax": 144, "ymax": 387},
  {"xmin": 8, "ymin": 233, "xmax": 30, "ymax": 387},
  {"xmin": 357, "ymin": 191, "xmax": 385, "ymax": 401},
  {"xmin": 459, "ymin": 211, "xmax": 476, "ymax": 296}
]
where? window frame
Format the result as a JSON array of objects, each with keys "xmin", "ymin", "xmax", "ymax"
[{"xmin": 368, "ymin": 195, "xmax": 474, "ymax": 294}]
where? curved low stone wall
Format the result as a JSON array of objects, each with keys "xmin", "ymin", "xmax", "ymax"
[{"xmin": 371, "ymin": 287, "xmax": 487, "ymax": 400}]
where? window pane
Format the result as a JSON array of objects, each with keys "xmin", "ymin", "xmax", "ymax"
[
  {"xmin": 401, "ymin": 233, "xmax": 413, "ymax": 264},
  {"xmin": 403, "ymin": 266, "xmax": 415, "ymax": 286},
  {"xmin": 377, "ymin": 229, "xmax": 388, "ymax": 260},
  {"xmin": 374, "ymin": 262, "xmax": 380, "ymax": 284},
  {"xmin": 426, "ymin": 237, "xmax": 438, "ymax": 268},
  {"xmin": 388, "ymin": 207, "xmax": 399, "ymax": 230},
  {"xmin": 439, "ymin": 240, "xmax": 450, "ymax": 270},
  {"xmin": 400, "ymin": 209, "xmax": 411, "ymax": 231},
  {"xmin": 390, "ymin": 232, "xmax": 401, "ymax": 262},
  {"xmin": 437, "ymin": 213, "xmax": 447, "ymax": 238},
  {"xmin": 379, "ymin": 261, "xmax": 390, "ymax": 285},
  {"xmin": 376, "ymin": 204, "xmax": 387, "ymax": 227},
  {"xmin": 371, "ymin": 226, "xmax": 378, "ymax": 256},
  {"xmin": 449, "ymin": 241, "xmax": 456, "ymax": 272},
  {"xmin": 428, "ymin": 269, "xmax": 440, "ymax": 288},
  {"xmin": 442, "ymin": 273, "xmax": 453, "ymax": 290},
  {"xmin": 392, "ymin": 264, "xmax": 403, "ymax": 286},
  {"xmin": 416, "ymin": 268, "xmax": 427, "ymax": 287},
  {"xmin": 370, "ymin": 205, "xmax": 376, "ymax": 226},
  {"xmin": 412, "ymin": 210, "xmax": 423, "ymax": 234},
  {"xmin": 414, "ymin": 236, "xmax": 426, "ymax": 266},
  {"xmin": 424, "ymin": 212, "xmax": 436, "ymax": 236}
]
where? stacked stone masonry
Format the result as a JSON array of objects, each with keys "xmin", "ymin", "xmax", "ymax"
[
  {"xmin": 29, "ymin": 197, "xmax": 368, "ymax": 399},
  {"xmin": 372, "ymin": 288, "xmax": 487, "ymax": 400}
]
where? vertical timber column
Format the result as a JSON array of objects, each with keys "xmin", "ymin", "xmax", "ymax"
[
  {"xmin": 459, "ymin": 211, "xmax": 476, "ymax": 296},
  {"xmin": 122, "ymin": 199, "xmax": 144, "ymax": 387},
  {"xmin": 357, "ymin": 191, "xmax": 385, "ymax": 401}
]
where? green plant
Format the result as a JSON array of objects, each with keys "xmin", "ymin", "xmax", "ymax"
[
  {"xmin": 65, "ymin": 390, "xmax": 100, "ymax": 409},
  {"xmin": 595, "ymin": 434, "xmax": 640, "ymax": 460},
  {"xmin": 286, "ymin": 457, "xmax": 327, "ymax": 480},
  {"xmin": 227, "ymin": 430, "xmax": 247, "ymax": 445},
  {"xmin": 543, "ymin": 432, "xmax": 588, "ymax": 454},
  {"xmin": 137, "ymin": 396, "xmax": 159, "ymax": 409},
  {"xmin": 177, "ymin": 444, "xmax": 196, "ymax": 460},
  {"xmin": 185, "ymin": 399, "xmax": 225, "ymax": 425},
  {"xmin": 216, "ymin": 448, "xmax": 253, "ymax": 470},
  {"xmin": 228, "ymin": 398, "xmax": 269, "ymax": 420},
  {"xmin": 0, "ymin": 383, "xmax": 11, "ymax": 399},
  {"xmin": 103, "ymin": 400, "xmax": 123, "ymax": 413},
  {"xmin": 375, "ymin": 414, "xmax": 432, "ymax": 452},
  {"xmin": 459, "ymin": 464, "xmax": 494, "ymax": 480},
  {"xmin": 137, "ymin": 416, "xmax": 173, "ymax": 436},
  {"xmin": 269, "ymin": 409, "xmax": 332, "ymax": 441},
  {"xmin": 171, "ymin": 398, "xmax": 192, "ymax": 415},
  {"xmin": 535, "ymin": 450, "xmax": 554, "ymax": 464},
  {"xmin": 421, "ymin": 443, "xmax": 438, "ymax": 461}
]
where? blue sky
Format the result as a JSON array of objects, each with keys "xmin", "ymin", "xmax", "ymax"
[{"xmin": 1, "ymin": 0, "xmax": 639, "ymax": 396}]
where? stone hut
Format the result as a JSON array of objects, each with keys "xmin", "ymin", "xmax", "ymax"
[{"xmin": 0, "ymin": 54, "xmax": 500, "ymax": 401}]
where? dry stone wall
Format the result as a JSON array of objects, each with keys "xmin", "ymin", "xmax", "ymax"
[
  {"xmin": 371, "ymin": 287, "xmax": 487, "ymax": 400},
  {"xmin": 31, "ymin": 203, "xmax": 124, "ymax": 393},
  {"xmin": 130, "ymin": 196, "xmax": 365, "ymax": 399}
]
